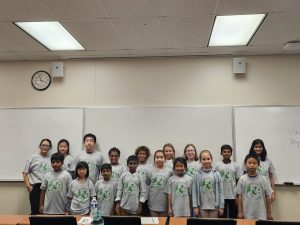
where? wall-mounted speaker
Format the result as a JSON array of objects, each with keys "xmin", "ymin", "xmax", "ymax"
[
  {"xmin": 51, "ymin": 62, "xmax": 64, "ymax": 78},
  {"xmin": 233, "ymin": 58, "xmax": 246, "ymax": 74}
]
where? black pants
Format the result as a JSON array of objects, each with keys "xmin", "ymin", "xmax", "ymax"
[
  {"xmin": 29, "ymin": 183, "xmax": 41, "ymax": 215},
  {"xmin": 223, "ymin": 199, "xmax": 236, "ymax": 218}
]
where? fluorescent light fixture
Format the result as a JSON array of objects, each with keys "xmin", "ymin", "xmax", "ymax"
[
  {"xmin": 15, "ymin": 21, "xmax": 84, "ymax": 50},
  {"xmin": 209, "ymin": 14, "xmax": 266, "ymax": 46}
]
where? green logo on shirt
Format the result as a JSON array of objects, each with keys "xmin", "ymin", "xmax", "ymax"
[
  {"xmin": 186, "ymin": 167, "xmax": 196, "ymax": 177},
  {"xmin": 86, "ymin": 160, "xmax": 96, "ymax": 170},
  {"xmin": 74, "ymin": 189, "xmax": 89, "ymax": 202},
  {"xmin": 175, "ymin": 184, "xmax": 188, "ymax": 197},
  {"xmin": 124, "ymin": 181, "xmax": 137, "ymax": 194},
  {"xmin": 48, "ymin": 179, "xmax": 62, "ymax": 192},
  {"xmin": 200, "ymin": 178, "xmax": 214, "ymax": 192},
  {"xmin": 37, "ymin": 162, "xmax": 50, "ymax": 174},
  {"xmin": 151, "ymin": 176, "xmax": 165, "ymax": 189},
  {"xmin": 220, "ymin": 169, "xmax": 233, "ymax": 182},
  {"xmin": 98, "ymin": 188, "xmax": 112, "ymax": 200},
  {"xmin": 138, "ymin": 169, "xmax": 147, "ymax": 178},
  {"xmin": 246, "ymin": 184, "xmax": 262, "ymax": 200},
  {"xmin": 257, "ymin": 165, "xmax": 266, "ymax": 175}
]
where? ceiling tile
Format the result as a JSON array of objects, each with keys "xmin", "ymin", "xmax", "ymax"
[
  {"xmin": 15, "ymin": 51, "xmax": 58, "ymax": 60},
  {"xmin": 251, "ymin": 12, "xmax": 300, "ymax": 46},
  {"xmin": 0, "ymin": 0, "xmax": 54, "ymax": 21},
  {"xmin": 40, "ymin": 0, "xmax": 107, "ymax": 20},
  {"xmin": 112, "ymin": 18, "xmax": 165, "ymax": 49},
  {"xmin": 52, "ymin": 50, "xmax": 129, "ymax": 59},
  {"xmin": 163, "ymin": 16, "xmax": 214, "ymax": 48},
  {"xmin": 0, "ymin": 22, "xmax": 48, "ymax": 51},
  {"xmin": 62, "ymin": 20, "xmax": 126, "ymax": 50},
  {"xmin": 0, "ymin": 51, "xmax": 23, "ymax": 61},
  {"xmin": 216, "ymin": 0, "xmax": 277, "ymax": 15},
  {"xmin": 162, "ymin": 0, "xmax": 217, "ymax": 17},
  {"xmin": 101, "ymin": 0, "xmax": 161, "ymax": 18},
  {"xmin": 273, "ymin": 0, "xmax": 300, "ymax": 12}
]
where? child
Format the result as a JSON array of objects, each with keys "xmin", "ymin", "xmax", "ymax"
[
  {"xmin": 236, "ymin": 154, "xmax": 273, "ymax": 220},
  {"xmin": 249, "ymin": 139, "xmax": 276, "ymax": 201},
  {"xmin": 163, "ymin": 143, "xmax": 175, "ymax": 170},
  {"xmin": 192, "ymin": 150, "xmax": 224, "ymax": 218},
  {"xmin": 57, "ymin": 139, "xmax": 75, "ymax": 178},
  {"xmin": 95, "ymin": 163, "xmax": 118, "ymax": 216},
  {"xmin": 166, "ymin": 157, "xmax": 193, "ymax": 217},
  {"xmin": 115, "ymin": 155, "xmax": 146, "ymax": 215},
  {"xmin": 67, "ymin": 161, "xmax": 96, "ymax": 215},
  {"xmin": 108, "ymin": 147, "xmax": 127, "ymax": 182},
  {"xmin": 75, "ymin": 133, "xmax": 104, "ymax": 184},
  {"xmin": 23, "ymin": 138, "xmax": 52, "ymax": 215},
  {"xmin": 184, "ymin": 144, "xmax": 200, "ymax": 177},
  {"xmin": 215, "ymin": 145, "xmax": 242, "ymax": 218},
  {"xmin": 39, "ymin": 153, "xmax": 72, "ymax": 214},
  {"xmin": 147, "ymin": 150, "xmax": 172, "ymax": 216},
  {"xmin": 135, "ymin": 145, "xmax": 151, "ymax": 216}
]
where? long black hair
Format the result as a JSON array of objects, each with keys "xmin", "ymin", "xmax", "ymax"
[{"xmin": 249, "ymin": 139, "xmax": 267, "ymax": 161}]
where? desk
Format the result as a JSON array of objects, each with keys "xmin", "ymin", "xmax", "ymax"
[{"xmin": 0, "ymin": 215, "xmax": 256, "ymax": 225}]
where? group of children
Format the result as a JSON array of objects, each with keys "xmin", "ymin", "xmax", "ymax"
[{"xmin": 23, "ymin": 134, "xmax": 275, "ymax": 220}]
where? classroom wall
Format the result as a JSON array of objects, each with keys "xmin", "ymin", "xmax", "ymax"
[{"xmin": 1, "ymin": 55, "xmax": 300, "ymax": 219}]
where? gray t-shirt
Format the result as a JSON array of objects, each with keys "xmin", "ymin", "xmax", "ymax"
[
  {"xmin": 67, "ymin": 178, "xmax": 96, "ymax": 215},
  {"xmin": 111, "ymin": 164, "xmax": 127, "ymax": 182},
  {"xmin": 41, "ymin": 169, "xmax": 72, "ymax": 214},
  {"xmin": 115, "ymin": 171, "xmax": 146, "ymax": 214},
  {"xmin": 236, "ymin": 174, "xmax": 272, "ymax": 220},
  {"xmin": 257, "ymin": 157, "xmax": 275, "ymax": 186},
  {"xmin": 215, "ymin": 161, "xmax": 242, "ymax": 199},
  {"xmin": 23, "ymin": 153, "xmax": 51, "ymax": 184},
  {"xmin": 63, "ymin": 155, "xmax": 75, "ymax": 172},
  {"xmin": 165, "ymin": 159, "xmax": 174, "ymax": 171},
  {"xmin": 147, "ymin": 166, "xmax": 172, "ymax": 212},
  {"xmin": 95, "ymin": 178, "xmax": 117, "ymax": 216},
  {"xmin": 186, "ymin": 160, "xmax": 200, "ymax": 177},
  {"xmin": 75, "ymin": 151, "xmax": 104, "ymax": 184},
  {"xmin": 199, "ymin": 170, "xmax": 218, "ymax": 209},
  {"xmin": 165, "ymin": 174, "xmax": 193, "ymax": 217}
]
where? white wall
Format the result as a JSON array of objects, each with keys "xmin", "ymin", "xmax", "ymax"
[{"xmin": 1, "ymin": 55, "xmax": 300, "ymax": 219}]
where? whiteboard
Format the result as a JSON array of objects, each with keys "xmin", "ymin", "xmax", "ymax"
[
  {"xmin": 0, "ymin": 108, "xmax": 84, "ymax": 181},
  {"xmin": 235, "ymin": 106, "xmax": 300, "ymax": 184},
  {"xmin": 85, "ymin": 107, "xmax": 233, "ymax": 165}
]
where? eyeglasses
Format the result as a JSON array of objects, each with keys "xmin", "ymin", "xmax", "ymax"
[{"xmin": 186, "ymin": 149, "xmax": 195, "ymax": 152}]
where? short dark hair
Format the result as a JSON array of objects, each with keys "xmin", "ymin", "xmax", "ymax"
[
  {"xmin": 244, "ymin": 153, "xmax": 260, "ymax": 166},
  {"xmin": 75, "ymin": 161, "xmax": 89, "ymax": 178},
  {"xmin": 39, "ymin": 138, "xmax": 52, "ymax": 149},
  {"xmin": 83, "ymin": 133, "xmax": 96, "ymax": 143},
  {"xmin": 57, "ymin": 139, "xmax": 70, "ymax": 154},
  {"xmin": 221, "ymin": 144, "xmax": 233, "ymax": 153},
  {"xmin": 127, "ymin": 155, "xmax": 138, "ymax": 165},
  {"xmin": 101, "ymin": 163, "xmax": 112, "ymax": 172},
  {"xmin": 135, "ymin": 146, "xmax": 150, "ymax": 159},
  {"xmin": 109, "ymin": 147, "xmax": 120, "ymax": 156},
  {"xmin": 249, "ymin": 139, "xmax": 267, "ymax": 161},
  {"xmin": 173, "ymin": 157, "xmax": 187, "ymax": 171},
  {"xmin": 51, "ymin": 152, "xmax": 64, "ymax": 163}
]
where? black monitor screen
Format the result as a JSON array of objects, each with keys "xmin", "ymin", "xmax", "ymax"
[
  {"xmin": 102, "ymin": 216, "xmax": 141, "ymax": 225},
  {"xmin": 257, "ymin": 221, "xmax": 300, "ymax": 225},
  {"xmin": 187, "ymin": 218, "xmax": 236, "ymax": 225},
  {"xmin": 29, "ymin": 215, "xmax": 77, "ymax": 225}
]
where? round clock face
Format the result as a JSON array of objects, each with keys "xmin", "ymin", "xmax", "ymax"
[{"xmin": 31, "ymin": 71, "xmax": 51, "ymax": 90}]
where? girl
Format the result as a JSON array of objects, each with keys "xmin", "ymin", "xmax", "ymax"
[
  {"xmin": 192, "ymin": 150, "xmax": 224, "ymax": 218},
  {"xmin": 236, "ymin": 154, "xmax": 273, "ymax": 220},
  {"xmin": 135, "ymin": 145, "xmax": 151, "ymax": 216},
  {"xmin": 184, "ymin": 144, "xmax": 200, "ymax": 177},
  {"xmin": 163, "ymin": 143, "xmax": 176, "ymax": 170},
  {"xmin": 108, "ymin": 147, "xmax": 127, "ymax": 182},
  {"xmin": 67, "ymin": 161, "xmax": 96, "ymax": 215},
  {"xmin": 147, "ymin": 150, "xmax": 172, "ymax": 216},
  {"xmin": 57, "ymin": 139, "xmax": 75, "ymax": 178},
  {"xmin": 23, "ymin": 138, "xmax": 52, "ymax": 215},
  {"xmin": 249, "ymin": 139, "xmax": 275, "ymax": 201},
  {"xmin": 166, "ymin": 157, "xmax": 193, "ymax": 217}
]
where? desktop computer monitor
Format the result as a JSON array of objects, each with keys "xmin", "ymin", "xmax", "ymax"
[
  {"xmin": 29, "ymin": 215, "xmax": 77, "ymax": 225},
  {"xmin": 187, "ymin": 218, "xmax": 236, "ymax": 225},
  {"xmin": 102, "ymin": 216, "xmax": 141, "ymax": 225}
]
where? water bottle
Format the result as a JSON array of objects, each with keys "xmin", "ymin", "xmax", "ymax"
[{"xmin": 90, "ymin": 196, "xmax": 98, "ymax": 218}]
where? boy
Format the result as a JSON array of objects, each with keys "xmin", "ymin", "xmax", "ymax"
[
  {"xmin": 95, "ymin": 163, "xmax": 118, "ymax": 215},
  {"xmin": 75, "ymin": 133, "xmax": 104, "ymax": 184},
  {"xmin": 115, "ymin": 155, "xmax": 146, "ymax": 216},
  {"xmin": 236, "ymin": 154, "xmax": 273, "ymax": 220},
  {"xmin": 108, "ymin": 147, "xmax": 127, "ymax": 182},
  {"xmin": 215, "ymin": 144, "xmax": 242, "ymax": 218},
  {"xmin": 39, "ymin": 153, "xmax": 72, "ymax": 214}
]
